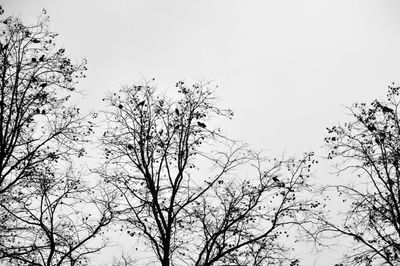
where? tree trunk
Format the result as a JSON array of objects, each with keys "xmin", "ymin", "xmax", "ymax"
[{"xmin": 161, "ymin": 255, "xmax": 170, "ymax": 266}]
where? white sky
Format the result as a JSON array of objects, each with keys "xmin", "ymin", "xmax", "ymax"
[{"xmin": 3, "ymin": 0, "xmax": 400, "ymax": 265}]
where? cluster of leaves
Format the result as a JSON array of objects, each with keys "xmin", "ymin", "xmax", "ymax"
[{"xmin": 322, "ymin": 85, "xmax": 400, "ymax": 265}]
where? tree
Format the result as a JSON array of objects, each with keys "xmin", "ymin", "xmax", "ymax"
[
  {"xmin": 322, "ymin": 85, "xmax": 400, "ymax": 265},
  {"xmin": 109, "ymin": 252, "xmax": 137, "ymax": 266},
  {"xmin": 0, "ymin": 9, "xmax": 87, "ymax": 197},
  {"xmin": 100, "ymin": 81, "xmax": 317, "ymax": 265},
  {"xmin": 187, "ymin": 153, "xmax": 316, "ymax": 266},
  {"xmin": 0, "ymin": 9, "xmax": 113, "ymax": 265},
  {"xmin": 0, "ymin": 165, "xmax": 114, "ymax": 266}
]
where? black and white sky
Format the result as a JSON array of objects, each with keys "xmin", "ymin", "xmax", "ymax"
[{"xmin": 3, "ymin": 0, "xmax": 400, "ymax": 264}]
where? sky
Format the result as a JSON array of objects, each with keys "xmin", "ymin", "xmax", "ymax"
[{"xmin": 3, "ymin": 0, "xmax": 400, "ymax": 265}]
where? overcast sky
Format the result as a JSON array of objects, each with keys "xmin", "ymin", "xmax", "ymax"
[
  {"xmin": 4, "ymin": 0, "xmax": 400, "ymax": 264},
  {"xmin": 5, "ymin": 0, "xmax": 400, "ymax": 154}
]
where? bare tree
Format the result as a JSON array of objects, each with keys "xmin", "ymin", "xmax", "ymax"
[
  {"xmin": 321, "ymin": 85, "xmax": 400, "ymax": 265},
  {"xmin": 0, "ymin": 9, "xmax": 113, "ymax": 265},
  {"xmin": 110, "ymin": 252, "xmax": 137, "ymax": 266},
  {"xmin": 188, "ymin": 153, "xmax": 315, "ymax": 266},
  {"xmin": 0, "ymin": 165, "xmax": 114, "ymax": 266},
  {"xmin": 100, "ymin": 81, "xmax": 317, "ymax": 265}
]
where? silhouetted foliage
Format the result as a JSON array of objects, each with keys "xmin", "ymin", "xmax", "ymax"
[
  {"xmin": 100, "ymin": 81, "xmax": 317, "ymax": 266},
  {"xmin": 0, "ymin": 9, "xmax": 113, "ymax": 265},
  {"xmin": 321, "ymin": 85, "xmax": 400, "ymax": 265}
]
